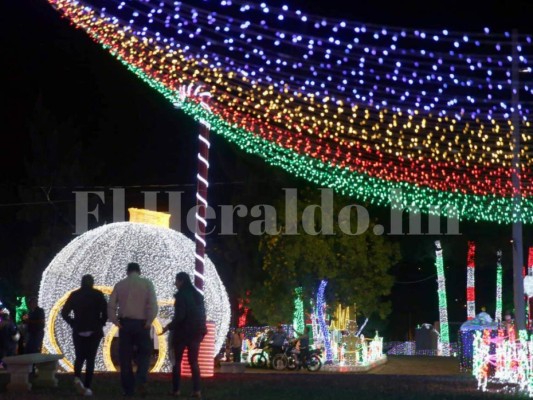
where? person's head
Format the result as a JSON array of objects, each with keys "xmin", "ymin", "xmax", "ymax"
[
  {"xmin": 504, "ymin": 311, "xmax": 513, "ymax": 321},
  {"xmin": 27, "ymin": 297, "xmax": 38, "ymax": 310},
  {"xmin": 236, "ymin": 328, "xmax": 242, "ymax": 334},
  {"xmin": 81, "ymin": 274, "xmax": 94, "ymax": 289},
  {"xmin": 127, "ymin": 262, "xmax": 141, "ymax": 275},
  {"xmin": 277, "ymin": 324, "xmax": 283, "ymax": 332},
  {"xmin": 175, "ymin": 272, "xmax": 193, "ymax": 290}
]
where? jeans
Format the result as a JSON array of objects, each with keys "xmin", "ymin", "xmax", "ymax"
[
  {"xmin": 172, "ymin": 338, "xmax": 202, "ymax": 393},
  {"xmin": 73, "ymin": 332, "xmax": 102, "ymax": 388},
  {"xmin": 26, "ymin": 331, "xmax": 44, "ymax": 354},
  {"xmin": 231, "ymin": 347, "xmax": 241, "ymax": 362},
  {"xmin": 119, "ymin": 319, "xmax": 152, "ymax": 395}
]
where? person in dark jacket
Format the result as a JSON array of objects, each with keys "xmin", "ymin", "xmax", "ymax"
[
  {"xmin": 23, "ymin": 297, "xmax": 45, "ymax": 354},
  {"xmin": 161, "ymin": 272, "xmax": 207, "ymax": 398},
  {"xmin": 61, "ymin": 275, "xmax": 108, "ymax": 396}
]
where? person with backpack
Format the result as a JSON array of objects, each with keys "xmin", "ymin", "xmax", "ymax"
[{"xmin": 161, "ymin": 272, "xmax": 207, "ymax": 399}]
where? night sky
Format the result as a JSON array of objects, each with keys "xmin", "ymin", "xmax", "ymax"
[{"xmin": 1, "ymin": 0, "xmax": 533, "ymax": 340}]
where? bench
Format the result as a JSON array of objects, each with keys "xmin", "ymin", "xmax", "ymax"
[
  {"xmin": 219, "ymin": 361, "xmax": 246, "ymax": 373},
  {"xmin": 3, "ymin": 354, "xmax": 64, "ymax": 392}
]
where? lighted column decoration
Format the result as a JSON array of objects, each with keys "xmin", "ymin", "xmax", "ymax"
[
  {"xmin": 466, "ymin": 241, "xmax": 476, "ymax": 320},
  {"xmin": 496, "ymin": 250, "xmax": 503, "ymax": 322},
  {"xmin": 317, "ymin": 280, "xmax": 333, "ymax": 363},
  {"xmin": 293, "ymin": 287, "xmax": 305, "ymax": 335},
  {"xmin": 434, "ymin": 241, "xmax": 450, "ymax": 356},
  {"xmin": 524, "ymin": 247, "xmax": 533, "ymax": 329}
]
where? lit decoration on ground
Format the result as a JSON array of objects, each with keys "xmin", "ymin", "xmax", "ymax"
[
  {"xmin": 496, "ymin": 250, "xmax": 503, "ymax": 322},
  {"xmin": 316, "ymin": 280, "xmax": 333, "ymax": 363},
  {"xmin": 38, "ymin": 222, "xmax": 230, "ymax": 372},
  {"xmin": 44, "ymin": 0, "xmax": 533, "ymax": 225},
  {"xmin": 472, "ymin": 328, "xmax": 533, "ymax": 397},
  {"xmin": 466, "ymin": 241, "xmax": 476, "ymax": 320},
  {"xmin": 180, "ymin": 321, "xmax": 216, "ymax": 378},
  {"xmin": 237, "ymin": 291, "xmax": 251, "ymax": 328},
  {"xmin": 15, "ymin": 296, "xmax": 28, "ymax": 325},
  {"xmin": 434, "ymin": 241, "xmax": 450, "ymax": 356},
  {"xmin": 292, "ymin": 287, "xmax": 305, "ymax": 335}
]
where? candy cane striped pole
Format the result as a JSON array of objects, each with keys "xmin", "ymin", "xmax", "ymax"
[
  {"xmin": 194, "ymin": 87, "xmax": 212, "ymax": 294},
  {"xmin": 176, "ymin": 84, "xmax": 212, "ymax": 294},
  {"xmin": 466, "ymin": 241, "xmax": 476, "ymax": 320}
]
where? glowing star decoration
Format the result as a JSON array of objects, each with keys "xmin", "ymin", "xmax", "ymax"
[
  {"xmin": 293, "ymin": 287, "xmax": 305, "ymax": 335},
  {"xmin": 466, "ymin": 241, "xmax": 476, "ymax": 320},
  {"xmin": 38, "ymin": 222, "xmax": 230, "ymax": 372},
  {"xmin": 44, "ymin": 0, "xmax": 533, "ymax": 226},
  {"xmin": 496, "ymin": 250, "xmax": 503, "ymax": 322},
  {"xmin": 434, "ymin": 240, "xmax": 450, "ymax": 356}
]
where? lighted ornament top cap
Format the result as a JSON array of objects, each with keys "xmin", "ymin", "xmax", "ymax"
[{"xmin": 38, "ymin": 222, "xmax": 230, "ymax": 370}]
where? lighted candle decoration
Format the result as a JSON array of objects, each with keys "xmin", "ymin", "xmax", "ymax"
[
  {"xmin": 45, "ymin": 0, "xmax": 533, "ymax": 225},
  {"xmin": 435, "ymin": 241, "xmax": 450, "ymax": 356},
  {"xmin": 466, "ymin": 241, "xmax": 476, "ymax": 320},
  {"xmin": 496, "ymin": 250, "xmax": 503, "ymax": 323}
]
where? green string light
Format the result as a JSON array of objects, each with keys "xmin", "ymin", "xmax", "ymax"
[
  {"xmin": 435, "ymin": 241, "xmax": 450, "ymax": 356},
  {"xmin": 293, "ymin": 287, "xmax": 305, "ymax": 335}
]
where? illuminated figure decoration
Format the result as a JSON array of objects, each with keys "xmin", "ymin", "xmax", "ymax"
[
  {"xmin": 38, "ymin": 220, "xmax": 231, "ymax": 372},
  {"xmin": 15, "ymin": 296, "xmax": 28, "ymax": 325},
  {"xmin": 341, "ymin": 319, "xmax": 359, "ymax": 366},
  {"xmin": 44, "ymin": 0, "xmax": 532, "ymax": 225},
  {"xmin": 472, "ymin": 329, "xmax": 533, "ymax": 397}
]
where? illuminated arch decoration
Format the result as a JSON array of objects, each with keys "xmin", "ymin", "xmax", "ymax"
[
  {"xmin": 38, "ymin": 222, "xmax": 231, "ymax": 372},
  {"xmin": 45, "ymin": 0, "xmax": 532, "ymax": 223}
]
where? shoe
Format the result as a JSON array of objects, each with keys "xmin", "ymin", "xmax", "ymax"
[
  {"xmin": 84, "ymin": 388, "xmax": 93, "ymax": 396},
  {"xmin": 74, "ymin": 377, "xmax": 85, "ymax": 395}
]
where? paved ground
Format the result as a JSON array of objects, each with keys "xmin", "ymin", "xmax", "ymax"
[{"xmin": 0, "ymin": 356, "xmax": 525, "ymax": 400}]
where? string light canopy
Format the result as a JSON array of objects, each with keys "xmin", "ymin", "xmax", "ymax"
[
  {"xmin": 38, "ymin": 222, "xmax": 231, "ymax": 372},
  {"xmin": 46, "ymin": 0, "xmax": 533, "ymax": 223}
]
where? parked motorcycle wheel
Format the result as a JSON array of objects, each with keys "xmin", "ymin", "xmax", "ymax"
[
  {"xmin": 306, "ymin": 354, "xmax": 322, "ymax": 372},
  {"xmin": 272, "ymin": 354, "xmax": 288, "ymax": 370},
  {"xmin": 287, "ymin": 355, "xmax": 298, "ymax": 370},
  {"xmin": 251, "ymin": 353, "xmax": 268, "ymax": 368}
]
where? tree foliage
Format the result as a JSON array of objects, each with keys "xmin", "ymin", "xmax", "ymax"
[{"xmin": 249, "ymin": 188, "xmax": 401, "ymax": 325}]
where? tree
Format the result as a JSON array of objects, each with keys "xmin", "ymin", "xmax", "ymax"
[{"xmin": 249, "ymin": 188, "xmax": 400, "ymax": 325}]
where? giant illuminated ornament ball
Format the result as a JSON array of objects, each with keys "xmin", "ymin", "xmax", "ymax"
[{"xmin": 38, "ymin": 222, "xmax": 231, "ymax": 372}]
